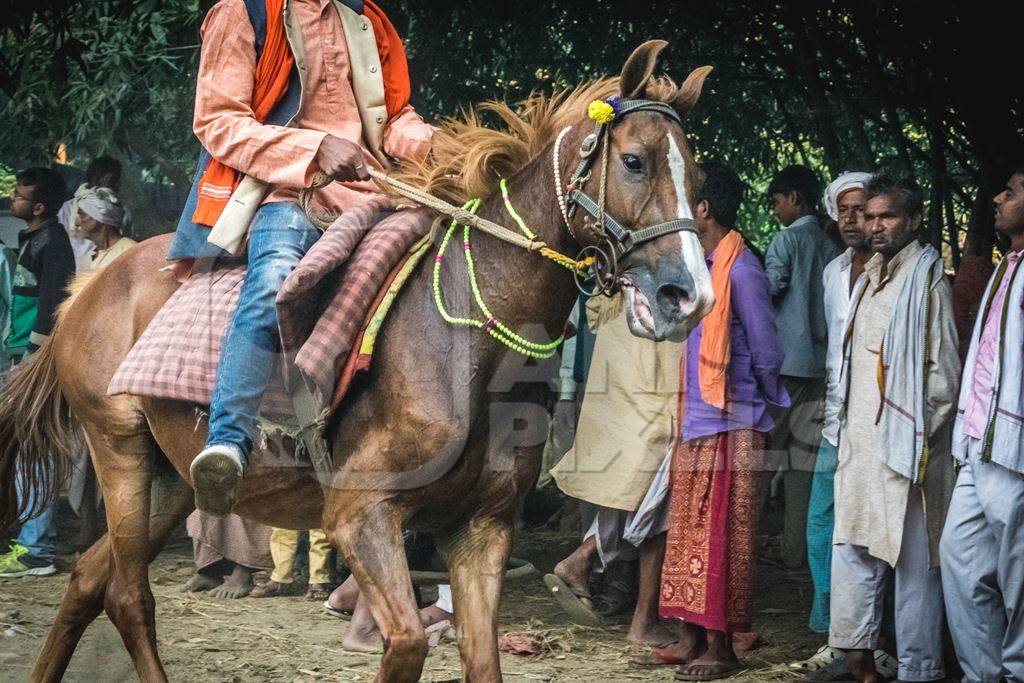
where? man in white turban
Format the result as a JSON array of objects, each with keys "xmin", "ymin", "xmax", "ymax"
[
  {"xmin": 823, "ymin": 171, "xmax": 873, "ymax": 223},
  {"xmin": 75, "ymin": 187, "xmax": 136, "ymax": 271}
]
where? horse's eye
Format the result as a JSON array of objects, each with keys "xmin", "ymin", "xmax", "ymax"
[{"xmin": 621, "ymin": 154, "xmax": 643, "ymax": 173}]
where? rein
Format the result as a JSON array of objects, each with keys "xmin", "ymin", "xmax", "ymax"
[{"xmin": 301, "ymin": 169, "xmax": 592, "ymax": 273}]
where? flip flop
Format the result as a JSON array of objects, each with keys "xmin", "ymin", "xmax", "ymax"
[
  {"xmin": 629, "ymin": 648, "xmax": 691, "ymax": 669},
  {"xmin": 542, "ymin": 573, "xmax": 602, "ymax": 627},
  {"xmin": 675, "ymin": 663, "xmax": 744, "ymax": 681},
  {"xmin": 322, "ymin": 600, "xmax": 353, "ymax": 620}
]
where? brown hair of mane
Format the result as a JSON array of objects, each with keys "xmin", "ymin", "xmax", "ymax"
[{"xmin": 391, "ymin": 75, "xmax": 687, "ymax": 206}]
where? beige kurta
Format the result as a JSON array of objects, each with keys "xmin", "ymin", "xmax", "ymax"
[
  {"xmin": 90, "ymin": 237, "xmax": 136, "ymax": 270},
  {"xmin": 551, "ymin": 294, "xmax": 684, "ymax": 511},
  {"xmin": 834, "ymin": 240, "xmax": 958, "ymax": 567}
]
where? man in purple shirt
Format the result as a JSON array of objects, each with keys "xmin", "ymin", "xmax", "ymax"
[{"xmin": 653, "ymin": 162, "xmax": 788, "ymax": 680}]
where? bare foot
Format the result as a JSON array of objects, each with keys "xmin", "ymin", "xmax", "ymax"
[
  {"xmin": 420, "ymin": 604, "xmax": 453, "ymax": 627},
  {"xmin": 553, "ymin": 537, "xmax": 598, "ymax": 611},
  {"xmin": 843, "ymin": 649, "xmax": 880, "ymax": 683},
  {"xmin": 182, "ymin": 571, "xmax": 223, "ymax": 593},
  {"xmin": 675, "ymin": 629, "xmax": 740, "ymax": 680},
  {"xmin": 326, "ymin": 574, "xmax": 359, "ymax": 613},
  {"xmin": 209, "ymin": 563, "xmax": 254, "ymax": 599},
  {"xmin": 732, "ymin": 630, "xmax": 761, "ymax": 652},
  {"xmin": 342, "ymin": 594, "xmax": 383, "ymax": 652},
  {"xmin": 645, "ymin": 621, "xmax": 704, "ymax": 666},
  {"xmin": 676, "ymin": 653, "xmax": 741, "ymax": 680},
  {"xmin": 626, "ymin": 619, "xmax": 677, "ymax": 648}
]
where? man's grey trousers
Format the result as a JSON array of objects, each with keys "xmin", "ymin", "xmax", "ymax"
[
  {"xmin": 829, "ymin": 489, "xmax": 945, "ymax": 681},
  {"xmin": 941, "ymin": 452, "xmax": 1024, "ymax": 683}
]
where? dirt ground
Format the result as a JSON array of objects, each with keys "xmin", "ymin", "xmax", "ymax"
[{"xmin": 0, "ymin": 503, "xmax": 827, "ymax": 683}]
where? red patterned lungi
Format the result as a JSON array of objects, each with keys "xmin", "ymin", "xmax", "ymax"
[{"xmin": 659, "ymin": 430, "xmax": 765, "ymax": 633}]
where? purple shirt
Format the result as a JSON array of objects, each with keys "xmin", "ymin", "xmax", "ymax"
[
  {"xmin": 963, "ymin": 250, "xmax": 1023, "ymax": 439},
  {"xmin": 684, "ymin": 248, "xmax": 790, "ymax": 441}
]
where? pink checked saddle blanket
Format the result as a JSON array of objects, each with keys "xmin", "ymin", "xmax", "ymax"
[{"xmin": 107, "ymin": 201, "xmax": 433, "ymax": 425}]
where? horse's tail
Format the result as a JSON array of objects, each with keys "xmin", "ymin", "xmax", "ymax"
[{"xmin": 0, "ymin": 337, "xmax": 77, "ymax": 530}]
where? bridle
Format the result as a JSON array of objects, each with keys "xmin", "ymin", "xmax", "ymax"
[{"xmin": 553, "ymin": 98, "xmax": 698, "ymax": 296}]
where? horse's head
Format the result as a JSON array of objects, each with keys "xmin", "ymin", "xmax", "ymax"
[{"xmin": 564, "ymin": 41, "xmax": 715, "ymax": 342}]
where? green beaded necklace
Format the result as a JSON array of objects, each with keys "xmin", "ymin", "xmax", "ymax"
[{"xmin": 431, "ymin": 180, "xmax": 577, "ymax": 359}]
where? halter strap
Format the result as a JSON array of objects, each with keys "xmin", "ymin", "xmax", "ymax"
[{"xmin": 560, "ymin": 97, "xmax": 695, "ymax": 295}]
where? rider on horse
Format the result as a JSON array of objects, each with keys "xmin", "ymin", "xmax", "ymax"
[{"xmin": 177, "ymin": 0, "xmax": 433, "ymax": 515}]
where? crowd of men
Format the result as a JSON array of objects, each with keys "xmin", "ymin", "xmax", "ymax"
[{"xmin": 546, "ymin": 162, "xmax": 1024, "ymax": 683}]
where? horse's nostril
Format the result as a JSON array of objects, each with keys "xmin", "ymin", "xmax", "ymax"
[{"xmin": 656, "ymin": 283, "xmax": 693, "ymax": 320}]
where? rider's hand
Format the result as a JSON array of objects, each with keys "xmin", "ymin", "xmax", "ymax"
[{"xmin": 314, "ymin": 135, "xmax": 371, "ymax": 183}]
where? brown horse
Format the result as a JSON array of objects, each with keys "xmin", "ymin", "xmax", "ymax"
[{"xmin": 0, "ymin": 42, "xmax": 714, "ymax": 682}]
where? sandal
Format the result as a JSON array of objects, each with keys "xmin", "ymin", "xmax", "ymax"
[
  {"xmin": 542, "ymin": 573, "xmax": 602, "ymax": 627},
  {"xmin": 249, "ymin": 580, "xmax": 293, "ymax": 598},
  {"xmin": 306, "ymin": 582, "xmax": 332, "ymax": 601},
  {"xmin": 322, "ymin": 600, "xmax": 353, "ymax": 620}
]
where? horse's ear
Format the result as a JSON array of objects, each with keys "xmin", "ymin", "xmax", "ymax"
[
  {"xmin": 673, "ymin": 66, "xmax": 713, "ymax": 116},
  {"xmin": 619, "ymin": 40, "xmax": 669, "ymax": 99}
]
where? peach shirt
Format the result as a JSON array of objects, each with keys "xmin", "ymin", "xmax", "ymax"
[{"xmin": 193, "ymin": 0, "xmax": 433, "ymax": 212}]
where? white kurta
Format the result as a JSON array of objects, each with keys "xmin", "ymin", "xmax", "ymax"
[{"xmin": 834, "ymin": 240, "xmax": 958, "ymax": 567}]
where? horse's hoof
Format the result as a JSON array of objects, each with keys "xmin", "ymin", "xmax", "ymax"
[{"xmin": 190, "ymin": 445, "xmax": 243, "ymax": 517}]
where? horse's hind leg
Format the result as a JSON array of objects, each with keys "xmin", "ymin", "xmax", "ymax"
[
  {"xmin": 439, "ymin": 515, "xmax": 514, "ymax": 683},
  {"xmin": 327, "ymin": 496, "xmax": 427, "ymax": 683},
  {"xmin": 30, "ymin": 456, "xmax": 193, "ymax": 682}
]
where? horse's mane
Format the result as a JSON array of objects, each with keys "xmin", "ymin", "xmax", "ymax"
[{"xmin": 393, "ymin": 75, "xmax": 682, "ymax": 206}]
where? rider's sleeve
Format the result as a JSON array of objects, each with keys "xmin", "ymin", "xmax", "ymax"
[
  {"xmin": 383, "ymin": 104, "xmax": 434, "ymax": 164},
  {"xmin": 192, "ymin": 0, "xmax": 328, "ymax": 189}
]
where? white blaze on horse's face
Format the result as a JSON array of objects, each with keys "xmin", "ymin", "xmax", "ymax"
[
  {"xmin": 666, "ymin": 134, "xmax": 715, "ymax": 328},
  {"xmin": 621, "ymin": 131, "xmax": 714, "ymax": 343}
]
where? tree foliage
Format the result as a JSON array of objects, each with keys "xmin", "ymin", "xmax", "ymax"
[{"xmin": 1, "ymin": 0, "xmax": 1019, "ymax": 258}]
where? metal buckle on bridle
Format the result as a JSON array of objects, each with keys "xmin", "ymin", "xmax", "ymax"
[{"xmin": 578, "ymin": 131, "xmax": 600, "ymax": 159}]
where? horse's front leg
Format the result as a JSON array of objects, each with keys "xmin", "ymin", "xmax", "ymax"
[
  {"xmin": 326, "ymin": 494, "xmax": 426, "ymax": 683},
  {"xmin": 440, "ymin": 514, "xmax": 514, "ymax": 683}
]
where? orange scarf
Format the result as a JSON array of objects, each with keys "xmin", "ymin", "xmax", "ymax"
[
  {"xmin": 698, "ymin": 230, "xmax": 746, "ymax": 409},
  {"xmin": 192, "ymin": 0, "xmax": 412, "ymax": 228}
]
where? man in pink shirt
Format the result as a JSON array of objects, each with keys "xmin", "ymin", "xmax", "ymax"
[
  {"xmin": 179, "ymin": 0, "xmax": 433, "ymax": 514},
  {"xmin": 943, "ymin": 166, "xmax": 1024, "ymax": 683}
]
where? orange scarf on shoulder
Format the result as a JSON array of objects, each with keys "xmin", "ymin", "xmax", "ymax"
[
  {"xmin": 192, "ymin": 0, "xmax": 411, "ymax": 228},
  {"xmin": 698, "ymin": 230, "xmax": 746, "ymax": 409}
]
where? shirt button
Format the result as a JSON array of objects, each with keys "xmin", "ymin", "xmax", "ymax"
[
  {"xmin": 369, "ymin": 65, "xmax": 377, "ymax": 73},
  {"xmin": 361, "ymin": 22, "xmax": 369, "ymax": 30},
  {"xmin": 375, "ymin": 114, "xmax": 384, "ymax": 124}
]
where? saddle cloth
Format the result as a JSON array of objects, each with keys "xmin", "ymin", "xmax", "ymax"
[{"xmin": 108, "ymin": 200, "xmax": 433, "ymax": 426}]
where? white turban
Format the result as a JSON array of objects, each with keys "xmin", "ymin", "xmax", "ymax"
[
  {"xmin": 78, "ymin": 186, "xmax": 125, "ymax": 229},
  {"xmin": 823, "ymin": 171, "xmax": 872, "ymax": 221}
]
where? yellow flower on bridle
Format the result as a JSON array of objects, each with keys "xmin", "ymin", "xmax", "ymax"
[{"xmin": 587, "ymin": 99, "xmax": 616, "ymax": 124}]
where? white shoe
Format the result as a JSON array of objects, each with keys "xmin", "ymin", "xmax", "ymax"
[
  {"xmin": 791, "ymin": 644, "xmax": 842, "ymax": 670},
  {"xmin": 190, "ymin": 444, "xmax": 245, "ymax": 517}
]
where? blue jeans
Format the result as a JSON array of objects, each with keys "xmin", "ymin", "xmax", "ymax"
[
  {"xmin": 16, "ymin": 466, "xmax": 56, "ymax": 562},
  {"xmin": 206, "ymin": 202, "xmax": 319, "ymax": 457}
]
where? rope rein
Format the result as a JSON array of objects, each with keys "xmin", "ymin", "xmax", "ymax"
[{"xmin": 301, "ymin": 169, "xmax": 591, "ymax": 273}]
